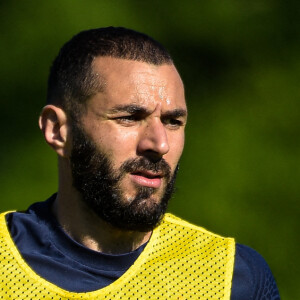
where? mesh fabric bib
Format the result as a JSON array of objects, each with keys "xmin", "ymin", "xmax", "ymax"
[{"xmin": 0, "ymin": 212, "xmax": 235, "ymax": 299}]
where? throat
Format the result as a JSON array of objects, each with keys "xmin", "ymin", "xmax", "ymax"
[
  {"xmin": 52, "ymin": 193, "xmax": 152, "ymax": 254},
  {"xmin": 80, "ymin": 230, "xmax": 152, "ymax": 254}
]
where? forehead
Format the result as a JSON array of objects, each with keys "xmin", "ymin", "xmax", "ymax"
[{"xmin": 90, "ymin": 57, "xmax": 186, "ymax": 111}]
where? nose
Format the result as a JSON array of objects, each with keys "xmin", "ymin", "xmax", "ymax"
[{"xmin": 137, "ymin": 118, "xmax": 170, "ymax": 161}]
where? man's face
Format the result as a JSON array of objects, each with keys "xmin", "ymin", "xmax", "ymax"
[{"xmin": 71, "ymin": 57, "xmax": 187, "ymax": 231}]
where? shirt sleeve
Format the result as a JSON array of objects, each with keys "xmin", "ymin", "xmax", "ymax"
[{"xmin": 230, "ymin": 243, "xmax": 280, "ymax": 300}]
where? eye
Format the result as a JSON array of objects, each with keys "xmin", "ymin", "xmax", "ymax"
[
  {"xmin": 114, "ymin": 115, "xmax": 142, "ymax": 125},
  {"xmin": 163, "ymin": 118, "xmax": 183, "ymax": 129},
  {"xmin": 118, "ymin": 115, "xmax": 136, "ymax": 121}
]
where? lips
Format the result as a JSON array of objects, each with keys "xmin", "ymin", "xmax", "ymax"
[{"xmin": 130, "ymin": 170, "xmax": 163, "ymax": 188}]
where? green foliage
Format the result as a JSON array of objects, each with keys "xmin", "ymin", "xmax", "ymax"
[{"xmin": 0, "ymin": 1, "xmax": 299, "ymax": 298}]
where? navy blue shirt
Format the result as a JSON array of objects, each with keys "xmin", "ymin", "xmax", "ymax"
[{"xmin": 7, "ymin": 196, "xmax": 280, "ymax": 299}]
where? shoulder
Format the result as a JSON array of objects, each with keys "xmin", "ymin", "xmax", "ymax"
[
  {"xmin": 4, "ymin": 196, "xmax": 56, "ymax": 247},
  {"xmin": 162, "ymin": 215, "xmax": 280, "ymax": 300},
  {"xmin": 231, "ymin": 243, "xmax": 280, "ymax": 300},
  {"xmin": 162, "ymin": 213, "xmax": 235, "ymax": 248},
  {"xmin": 163, "ymin": 213, "xmax": 234, "ymax": 239}
]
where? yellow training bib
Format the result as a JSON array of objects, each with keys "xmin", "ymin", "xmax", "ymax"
[{"xmin": 0, "ymin": 212, "xmax": 235, "ymax": 299}]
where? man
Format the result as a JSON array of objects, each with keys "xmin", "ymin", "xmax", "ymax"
[{"xmin": 0, "ymin": 27, "xmax": 280, "ymax": 299}]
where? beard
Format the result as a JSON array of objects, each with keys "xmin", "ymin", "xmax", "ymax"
[{"xmin": 70, "ymin": 122, "xmax": 178, "ymax": 232}]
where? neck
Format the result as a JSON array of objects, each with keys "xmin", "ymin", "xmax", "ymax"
[
  {"xmin": 52, "ymin": 191, "xmax": 151, "ymax": 255},
  {"xmin": 54, "ymin": 158, "xmax": 152, "ymax": 254}
]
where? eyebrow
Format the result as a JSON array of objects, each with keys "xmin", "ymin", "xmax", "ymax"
[
  {"xmin": 108, "ymin": 104, "xmax": 187, "ymax": 118},
  {"xmin": 108, "ymin": 104, "xmax": 148, "ymax": 114},
  {"xmin": 163, "ymin": 109, "xmax": 187, "ymax": 119}
]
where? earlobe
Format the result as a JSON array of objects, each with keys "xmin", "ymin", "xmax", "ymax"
[{"xmin": 39, "ymin": 105, "xmax": 70, "ymax": 157}]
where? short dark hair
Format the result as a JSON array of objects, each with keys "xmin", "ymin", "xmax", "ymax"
[{"xmin": 47, "ymin": 27, "xmax": 173, "ymax": 119}]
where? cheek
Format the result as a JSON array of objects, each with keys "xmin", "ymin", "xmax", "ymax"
[
  {"xmin": 99, "ymin": 129, "xmax": 139, "ymax": 164},
  {"xmin": 117, "ymin": 130, "xmax": 139, "ymax": 143},
  {"xmin": 167, "ymin": 132, "xmax": 185, "ymax": 165}
]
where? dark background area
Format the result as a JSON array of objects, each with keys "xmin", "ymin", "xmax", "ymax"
[{"xmin": 0, "ymin": 1, "xmax": 299, "ymax": 298}]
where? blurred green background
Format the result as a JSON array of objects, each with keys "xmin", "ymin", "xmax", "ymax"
[{"xmin": 0, "ymin": 1, "xmax": 299, "ymax": 298}]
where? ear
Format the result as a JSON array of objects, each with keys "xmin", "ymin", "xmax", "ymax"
[{"xmin": 39, "ymin": 105, "xmax": 70, "ymax": 157}]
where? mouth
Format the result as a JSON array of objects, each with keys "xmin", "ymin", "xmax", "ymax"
[{"xmin": 130, "ymin": 170, "xmax": 163, "ymax": 188}]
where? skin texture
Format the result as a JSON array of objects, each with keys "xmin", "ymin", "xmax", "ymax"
[{"xmin": 39, "ymin": 57, "xmax": 187, "ymax": 254}]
